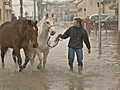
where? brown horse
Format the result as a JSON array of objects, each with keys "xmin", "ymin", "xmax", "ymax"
[{"xmin": 0, "ymin": 19, "xmax": 38, "ymax": 72}]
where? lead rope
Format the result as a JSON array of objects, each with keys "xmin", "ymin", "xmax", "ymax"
[{"xmin": 47, "ymin": 35, "xmax": 60, "ymax": 49}]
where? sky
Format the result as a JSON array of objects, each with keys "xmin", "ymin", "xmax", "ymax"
[{"xmin": 12, "ymin": 0, "xmax": 68, "ymax": 18}]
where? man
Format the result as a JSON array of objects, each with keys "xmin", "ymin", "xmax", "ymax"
[
  {"xmin": 56, "ymin": 18, "xmax": 91, "ymax": 73},
  {"xmin": 11, "ymin": 14, "xmax": 17, "ymax": 22}
]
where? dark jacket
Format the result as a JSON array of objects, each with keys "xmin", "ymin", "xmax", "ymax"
[{"xmin": 61, "ymin": 26, "xmax": 91, "ymax": 49}]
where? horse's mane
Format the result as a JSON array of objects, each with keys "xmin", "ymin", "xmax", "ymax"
[
  {"xmin": 37, "ymin": 16, "xmax": 47, "ymax": 35},
  {"xmin": 37, "ymin": 16, "xmax": 46, "ymax": 27},
  {"xmin": 37, "ymin": 13, "xmax": 54, "ymax": 36}
]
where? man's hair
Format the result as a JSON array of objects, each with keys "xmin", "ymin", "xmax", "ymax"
[
  {"xmin": 74, "ymin": 18, "xmax": 82, "ymax": 25},
  {"xmin": 74, "ymin": 18, "xmax": 83, "ymax": 27}
]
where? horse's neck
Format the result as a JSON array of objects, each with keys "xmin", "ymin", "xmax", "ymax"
[
  {"xmin": 38, "ymin": 21, "xmax": 49, "ymax": 41},
  {"xmin": 37, "ymin": 17, "xmax": 46, "ymax": 27}
]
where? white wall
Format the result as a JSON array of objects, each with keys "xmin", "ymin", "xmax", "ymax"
[
  {"xmin": 78, "ymin": 0, "xmax": 101, "ymax": 18},
  {"xmin": 12, "ymin": 0, "xmax": 38, "ymax": 19}
]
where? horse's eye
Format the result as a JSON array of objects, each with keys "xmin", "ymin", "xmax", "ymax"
[{"xmin": 46, "ymin": 22, "xmax": 49, "ymax": 24}]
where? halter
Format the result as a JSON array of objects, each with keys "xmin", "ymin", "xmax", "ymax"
[{"xmin": 45, "ymin": 23, "xmax": 54, "ymax": 29}]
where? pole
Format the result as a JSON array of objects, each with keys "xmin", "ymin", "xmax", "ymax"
[
  {"xmin": 33, "ymin": 0, "xmax": 36, "ymax": 20},
  {"xmin": 118, "ymin": 0, "xmax": 120, "ymax": 44},
  {"xmin": 3, "ymin": 1, "xmax": 5, "ymax": 22},
  {"xmin": 39, "ymin": 0, "xmax": 43, "ymax": 20},
  {"xmin": 84, "ymin": 8, "xmax": 86, "ymax": 19},
  {"xmin": 98, "ymin": 0, "xmax": 102, "ymax": 54},
  {"xmin": 20, "ymin": 0, "xmax": 23, "ymax": 18},
  {"xmin": 37, "ymin": 0, "xmax": 40, "ymax": 21}
]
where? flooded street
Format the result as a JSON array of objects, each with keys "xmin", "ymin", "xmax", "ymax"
[{"xmin": 0, "ymin": 22, "xmax": 120, "ymax": 90}]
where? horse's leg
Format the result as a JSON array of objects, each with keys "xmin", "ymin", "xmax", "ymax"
[
  {"xmin": 30, "ymin": 51, "xmax": 36, "ymax": 67},
  {"xmin": 17, "ymin": 55, "xmax": 22, "ymax": 72},
  {"xmin": 12, "ymin": 50, "xmax": 18, "ymax": 69},
  {"xmin": 1, "ymin": 46, "xmax": 8, "ymax": 68},
  {"xmin": 29, "ymin": 50, "xmax": 36, "ymax": 71},
  {"xmin": 22, "ymin": 48, "xmax": 30, "ymax": 69},
  {"xmin": 43, "ymin": 50, "xmax": 49, "ymax": 69},
  {"xmin": 37, "ymin": 51, "xmax": 42, "ymax": 69},
  {"xmin": 14, "ymin": 48, "xmax": 22, "ymax": 72}
]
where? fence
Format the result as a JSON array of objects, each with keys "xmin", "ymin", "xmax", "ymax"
[{"xmin": 82, "ymin": 18, "xmax": 118, "ymax": 36}]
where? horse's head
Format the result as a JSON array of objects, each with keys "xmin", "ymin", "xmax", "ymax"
[
  {"xmin": 25, "ymin": 20, "xmax": 38, "ymax": 48},
  {"xmin": 44, "ymin": 13, "xmax": 56, "ymax": 36}
]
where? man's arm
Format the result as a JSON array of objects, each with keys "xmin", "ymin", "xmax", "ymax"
[{"xmin": 82, "ymin": 29, "xmax": 91, "ymax": 54}]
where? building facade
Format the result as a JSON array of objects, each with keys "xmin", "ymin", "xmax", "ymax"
[
  {"xmin": 0, "ymin": 0, "xmax": 12, "ymax": 24},
  {"xmin": 77, "ymin": 0, "xmax": 100, "ymax": 19},
  {"xmin": 102, "ymin": 0, "xmax": 117, "ymax": 15}
]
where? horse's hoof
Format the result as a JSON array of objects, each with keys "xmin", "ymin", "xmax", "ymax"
[
  {"xmin": 37, "ymin": 65, "xmax": 41, "ymax": 70},
  {"xmin": 2, "ymin": 64, "xmax": 5, "ymax": 68},
  {"xmin": 22, "ymin": 65, "xmax": 26, "ymax": 69},
  {"xmin": 19, "ymin": 66, "xmax": 23, "ymax": 72},
  {"xmin": 43, "ymin": 65, "xmax": 45, "ymax": 69},
  {"xmin": 37, "ymin": 66, "xmax": 40, "ymax": 69},
  {"xmin": 19, "ymin": 68, "xmax": 22, "ymax": 72}
]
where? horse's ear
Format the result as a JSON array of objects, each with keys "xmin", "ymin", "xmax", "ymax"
[
  {"xmin": 35, "ymin": 20, "xmax": 38, "ymax": 25},
  {"xmin": 46, "ymin": 13, "xmax": 49, "ymax": 19},
  {"xmin": 52, "ymin": 13, "xmax": 54, "ymax": 18}
]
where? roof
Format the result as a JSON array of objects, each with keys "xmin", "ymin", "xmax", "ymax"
[
  {"xmin": 71, "ymin": 0, "xmax": 83, "ymax": 5},
  {"xmin": 73, "ymin": 0, "xmax": 79, "ymax": 3},
  {"xmin": 68, "ymin": 3, "xmax": 77, "ymax": 9},
  {"xmin": 101, "ymin": 0, "xmax": 115, "ymax": 3}
]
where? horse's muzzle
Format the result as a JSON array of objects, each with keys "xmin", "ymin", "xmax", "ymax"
[
  {"xmin": 33, "ymin": 44, "xmax": 38, "ymax": 48},
  {"xmin": 51, "ymin": 31, "xmax": 56, "ymax": 36}
]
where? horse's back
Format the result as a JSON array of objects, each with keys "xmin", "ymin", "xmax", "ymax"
[
  {"xmin": 0, "ymin": 21, "xmax": 14, "ymax": 35},
  {"xmin": 0, "ymin": 21, "xmax": 13, "ymax": 31},
  {"xmin": 0, "ymin": 21, "xmax": 14, "ymax": 47}
]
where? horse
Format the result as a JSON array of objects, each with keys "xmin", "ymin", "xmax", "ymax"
[
  {"xmin": 0, "ymin": 19, "xmax": 38, "ymax": 72},
  {"xmin": 30, "ymin": 13, "xmax": 57, "ymax": 69}
]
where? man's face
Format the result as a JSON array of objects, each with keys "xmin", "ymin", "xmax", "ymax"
[{"xmin": 73, "ymin": 20, "xmax": 79, "ymax": 27}]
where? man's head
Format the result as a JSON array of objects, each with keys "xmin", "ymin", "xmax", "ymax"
[{"xmin": 73, "ymin": 18, "xmax": 82, "ymax": 27}]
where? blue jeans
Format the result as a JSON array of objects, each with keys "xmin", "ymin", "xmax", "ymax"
[{"xmin": 68, "ymin": 48, "xmax": 83, "ymax": 68}]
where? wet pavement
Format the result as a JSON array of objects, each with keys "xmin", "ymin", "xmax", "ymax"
[{"xmin": 0, "ymin": 21, "xmax": 120, "ymax": 90}]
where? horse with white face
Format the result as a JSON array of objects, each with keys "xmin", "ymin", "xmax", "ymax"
[{"xmin": 30, "ymin": 13, "xmax": 56, "ymax": 69}]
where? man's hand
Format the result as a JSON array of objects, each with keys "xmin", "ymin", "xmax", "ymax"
[
  {"xmin": 58, "ymin": 34, "xmax": 62, "ymax": 38},
  {"xmin": 88, "ymin": 49, "xmax": 91, "ymax": 54},
  {"xmin": 55, "ymin": 34, "xmax": 63, "ymax": 42}
]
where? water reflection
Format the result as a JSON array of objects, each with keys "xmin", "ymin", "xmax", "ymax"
[
  {"xmin": 118, "ymin": 79, "xmax": 120, "ymax": 90},
  {"xmin": 68, "ymin": 76, "xmax": 84, "ymax": 90},
  {"xmin": 116, "ymin": 43, "xmax": 120, "ymax": 66}
]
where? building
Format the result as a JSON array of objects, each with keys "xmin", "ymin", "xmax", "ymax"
[
  {"xmin": 101, "ymin": 0, "xmax": 117, "ymax": 15},
  {"xmin": 77, "ymin": 0, "xmax": 101, "ymax": 19},
  {"xmin": 0, "ymin": 0, "xmax": 12, "ymax": 24},
  {"xmin": 0, "ymin": 0, "xmax": 3, "ymax": 24}
]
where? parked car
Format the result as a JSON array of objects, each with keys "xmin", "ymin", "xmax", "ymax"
[
  {"xmin": 89, "ymin": 14, "xmax": 108, "ymax": 30},
  {"xmin": 95, "ymin": 15, "xmax": 118, "ymax": 30},
  {"xmin": 89, "ymin": 14, "xmax": 108, "ymax": 23}
]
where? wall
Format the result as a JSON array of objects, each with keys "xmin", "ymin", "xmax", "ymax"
[
  {"xmin": 0, "ymin": 0, "xmax": 12, "ymax": 25},
  {"xmin": 78, "ymin": 0, "xmax": 99, "ymax": 19},
  {"xmin": 103, "ymin": 2, "xmax": 115, "ymax": 15},
  {"xmin": 0, "ymin": 0, "xmax": 3, "ymax": 24}
]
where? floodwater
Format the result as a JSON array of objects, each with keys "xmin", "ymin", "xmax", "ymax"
[{"xmin": 0, "ymin": 22, "xmax": 120, "ymax": 90}]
